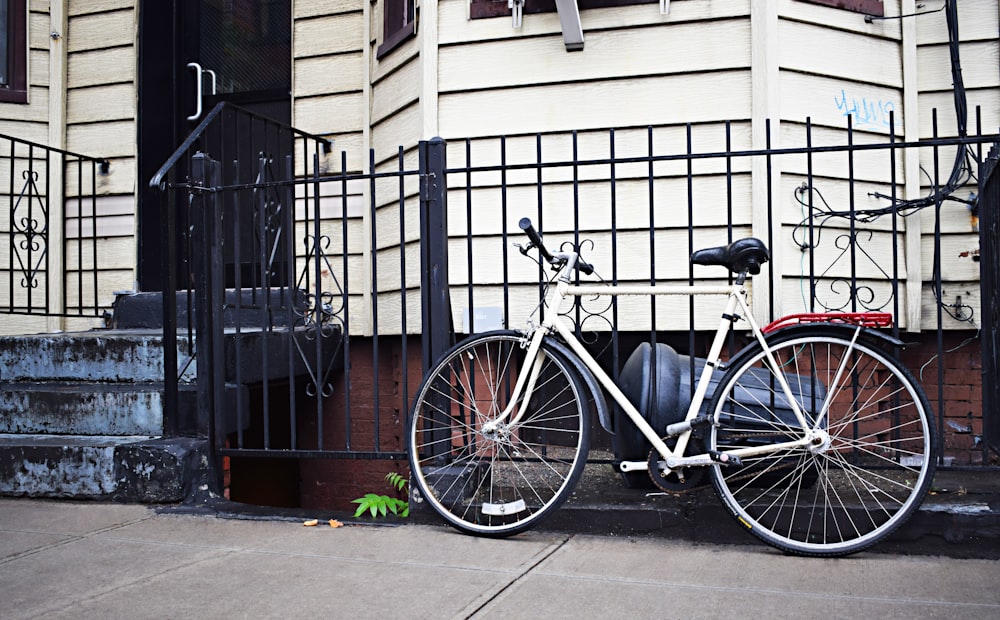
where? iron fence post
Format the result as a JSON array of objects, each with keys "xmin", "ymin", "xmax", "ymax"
[
  {"xmin": 190, "ymin": 151, "xmax": 226, "ymax": 492},
  {"xmin": 419, "ymin": 137, "xmax": 453, "ymax": 370},
  {"xmin": 161, "ymin": 184, "xmax": 179, "ymax": 437},
  {"xmin": 419, "ymin": 138, "xmax": 454, "ymax": 461}
]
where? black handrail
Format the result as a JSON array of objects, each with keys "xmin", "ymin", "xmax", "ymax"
[
  {"xmin": 148, "ymin": 102, "xmax": 332, "ymax": 190},
  {"xmin": 0, "ymin": 132, "xmax": 111, "ymax": 171},
  {"xmin": 2, "ymin": 132, "xmax": 110, "ymax": 317}
]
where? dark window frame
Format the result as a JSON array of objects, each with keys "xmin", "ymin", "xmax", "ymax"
[
  {"xmin": 376, "ymin": 0, "xmax": 416, "ymax": 60},
  {"xmin": 0, "ymin": 0, "xmax": 27, "ymax": 103},
  {"xmin": 471, "ymin": 0, "xmax": 658, "ymax": 20},
  {"xmin": 798, "ymin": 0, "xmax": 883, "ymax": 16},
  {"xmin": 470, "ymin": 0, "xmax": 884, "ymax": 20}
]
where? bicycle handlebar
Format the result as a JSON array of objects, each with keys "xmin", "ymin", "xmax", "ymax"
[{"xmin": 518, "ymin": 218, "xmax": 594, "ymax": 275}]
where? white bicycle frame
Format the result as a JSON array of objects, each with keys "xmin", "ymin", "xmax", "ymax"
[{"xmin": 483, "ymin": 251, "xmax": 828, "ymax": 474}]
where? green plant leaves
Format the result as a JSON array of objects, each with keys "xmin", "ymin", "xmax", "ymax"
[
  {"xmin": 351, "ymin": 473, "xmax": 410, "ymax": 519},
  {"xmin": 386, "ymin": 472, "xmax": 408, "ymax": 492}
]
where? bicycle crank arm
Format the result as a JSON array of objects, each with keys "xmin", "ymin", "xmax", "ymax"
[
  {"xmin": 618, "ymin": 460, "xmax": 649, "ymax": 472},
  {"xmin": 666, "ymin": 451, "xmax": 743, "ymax": 469},
  {"xmin": 621, "ymin": 451, "xmax": 742, "ymax": 472}
]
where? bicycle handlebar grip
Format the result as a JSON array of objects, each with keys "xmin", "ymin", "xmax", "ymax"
[
  {"xmin": 577, "ymin": 259, "xmax": 595, "ymax": 276},
  {"xmin": 519, "ymin": 218, "xmax": 553, "ymax": 260}
]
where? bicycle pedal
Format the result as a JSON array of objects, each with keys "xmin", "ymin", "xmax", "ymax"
[
  {"xmin": 709, "ymin": 451, "xmax": 743, "ymax": 467},
  {"xmin": 664, "ymin": 414, "xmax": 713, "ymax": 437}
]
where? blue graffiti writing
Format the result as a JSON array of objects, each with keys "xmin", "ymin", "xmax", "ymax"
[{"xmin": 834, "ymin": 89, "xmax": 897, "ymax": 130}]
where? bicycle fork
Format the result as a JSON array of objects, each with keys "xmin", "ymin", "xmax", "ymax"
[{"xmin": 479, "ymin": 326, "xmax": 549, "ymax": 437}]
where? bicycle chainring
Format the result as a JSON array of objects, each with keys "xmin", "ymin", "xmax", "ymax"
[{"xmin": 647, "ymin": 438, "xmax": 707, "ymax": 493}]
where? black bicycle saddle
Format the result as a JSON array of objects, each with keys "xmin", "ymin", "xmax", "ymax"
[{"xmin": 690, "ymin": 237, "xmax": 770, "ymax": 275}]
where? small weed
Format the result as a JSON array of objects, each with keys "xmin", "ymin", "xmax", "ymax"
[{"xmin": 352, "ymin": 472, "xmax": 409, "ymax": 518}]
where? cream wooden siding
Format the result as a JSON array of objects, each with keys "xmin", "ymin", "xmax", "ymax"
[
  {"xmin": 437, "ymin": 2, "xmax": 753, "ymax": 137},
  {"xmin": 770, "ymin": 2, "xmax": 906, "ymax": 325},
  {"xmin": 255, "ymin": 0, "xmax": 998, "ymax": 338},
  {"xmin": 1, "ymin": 0, "xmax": 50, "ymax": 337},
  {"xmin": 367, "ymin": 0, "xmax": 422, "ymax": 333},
  {"xmin": 433, "ymin": 1, "xmax": 756, "ymax": 333},
  {"xmin": 913, "ymin": 0, "xmax": 998, "ymax": 330},
  {"xmin": 0, "ymin": 1, "xmax": 132, "ymax": 335},
  {"xmin": 293, "ymin": 1, "xmax": 369, "ymax": 333},
  {"xmin": 294, "ymin": 0, "xmax": 366, "ymax": 165},
  {"xmin": 61, "ymin": 0, "xmax": 137, "ymax": 330}
]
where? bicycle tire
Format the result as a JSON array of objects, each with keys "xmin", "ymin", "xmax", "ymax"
[
  {"xmin": 408, "ymin": 330, "xmax": 590, "ymax": 537},
  {"xmin": 707, "ymin": 328, "xmax": 936, "ymax": 556}
]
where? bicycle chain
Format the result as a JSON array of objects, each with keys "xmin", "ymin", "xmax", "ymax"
[{"xmin": 649, "ymin": 431, "xmax": 797, "ymax": 494}]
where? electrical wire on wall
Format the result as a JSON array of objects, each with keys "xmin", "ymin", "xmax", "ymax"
[{"xmin": 794, "ymin": 0, "xmax": 981, "ymax": 330}]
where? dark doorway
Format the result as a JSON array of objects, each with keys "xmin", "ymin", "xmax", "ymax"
[{"xmin": 137, "ymin": 0, "xmax": 292, "ymax": 292}]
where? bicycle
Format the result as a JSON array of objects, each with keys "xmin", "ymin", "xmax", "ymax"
[{"xmin": 407, "ymin": 218, "xmax": 937, "ymax": 556}]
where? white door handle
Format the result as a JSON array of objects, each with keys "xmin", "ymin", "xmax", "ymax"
[
  {"xmin": 186, "ymin": 62, "xmax": 203, "ymax": 121},
  {"xmin": 186, "ymin": 63, "xmax": 218, "ymax": 121}
]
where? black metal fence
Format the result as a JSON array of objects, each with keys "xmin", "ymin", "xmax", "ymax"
[
  {"xmin": 979, "ymin": 143, "xmax": 1000, "ymax": 455},
  {"xmin": 149, "ymin": 102, "xmax": 334, "ymax": 443},
  {"xmin": 156, "ymin": 106, "xmax": 999, "ymax": 502},
  {"xmin": 1, "ymin": 133, "xmax": 109, "ymax": 317}
]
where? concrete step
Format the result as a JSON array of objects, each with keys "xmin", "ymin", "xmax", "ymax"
[
  {"xmin": 0, "ymin": 331, "xmax": 196, "ymax": 384},
  {"xmin": 112, "ymin": 288, "xmax": 306, "ymax": 330},
  {"xmin": 0, "ymin": 434, "xmax": 211, "ymax": 502},
  {"xmin": 532, "ymin": 463, "xmax": 1000, "ymax": 556},
  {"xmin": 0, "ymin": 382, "xmax": 166, "ymax": 436}
]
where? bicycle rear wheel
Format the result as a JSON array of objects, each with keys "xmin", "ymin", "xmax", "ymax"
[
  {"xmin": 707, "ymin": 329, "xmax": 936, "ymax": 556},
  {"xmin": 408, "ymin": 331, "xmax": 590, "ymax": 537}
]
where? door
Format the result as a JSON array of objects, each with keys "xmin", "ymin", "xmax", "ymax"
[
  {"xmin": 138, "ymin": 0, "xmax": 292, "ymax": 292},
  {"xmin": 182, "ymin": 0, "xmax": 291, "ymax": 125}
]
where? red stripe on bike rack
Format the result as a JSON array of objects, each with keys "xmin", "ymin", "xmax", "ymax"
[{"xmin": 762, "ymin": 312, "xmax": 894, "ymax": 334}]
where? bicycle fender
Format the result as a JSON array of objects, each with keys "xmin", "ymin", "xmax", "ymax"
[{"xmin": 542, "ymin": 336, "xmax": 613, "ymax": 435}]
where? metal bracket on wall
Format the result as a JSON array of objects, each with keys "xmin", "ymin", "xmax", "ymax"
[
  {"xmin": 553, "ymin": 0, "xmax": 584, "ymax": 51},
  {"xmin": 509, "ymin": 0, "xmax": 524, "ymax": 28}
]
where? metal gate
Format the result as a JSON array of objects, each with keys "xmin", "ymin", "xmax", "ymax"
[{"xmin": 150, "ymin": 108, "xmax": 454, "ymax": 504}]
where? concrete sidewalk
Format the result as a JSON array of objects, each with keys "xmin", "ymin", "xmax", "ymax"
[{"xmin": 2, "ymin": 498, "xmax": 999, "ymax": 619}]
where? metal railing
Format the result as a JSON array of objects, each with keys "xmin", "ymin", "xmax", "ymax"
[
  {"xmin": 1, "ymin": 133, "xmax": 109, "ymax": 317},
  {"xmin": 149, "ymin": 102, "xmax": 334, "ymax": 441},
  {"xmin": 979, "ymin": 143, "xmax": 1000, "ymax": 455},
  {"xmin": 440, "ymin": 115, "xmax": 998, "ymax": 466},
  {"xmin": 157, "ymin": 108, "xmax": 999, "ymax": 503}
]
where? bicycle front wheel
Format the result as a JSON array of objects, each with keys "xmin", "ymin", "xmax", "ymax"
[
  {"xmin": 708, "ymin": 329, "xmax": 936, "ymax": 556},
  {"xmin": 408, "ymin": 331, "xmax": 590, "ymax": 537}
]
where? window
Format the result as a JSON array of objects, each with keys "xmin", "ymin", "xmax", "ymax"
[
  {"xmin": 798, "ymin": 0, "xmax": 883, "ymax": 16},
  {"xmin": 470, "ymin": 0, "xmax": 884, "ymax": 21},
  {"xmin": 376, "ymin": 0, "xmax": 416, "ymax": 59},
  {"xmin": 471, "ymin": 0, "xmax": 658, "ymax": 21},
  {"xmin": 0, "ymin": 0, "xmax": 26, "ymax": 103}
]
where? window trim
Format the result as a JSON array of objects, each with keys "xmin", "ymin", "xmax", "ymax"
[
  {"xmin": 0, "ymin": 0, "xmax": 27, "ymax": 104},
  {"xmin": 470, "ymin": 0, "xmax": 884, "ymax": 21},
  {"xmin": 797, "ymin": 0, "xmax": 883, "ymax": 16},
  {"xmin": 471, "ymin": 0, "xmax": 658, "ymax": 21},
  {"xmin": 376, "ymin": 0, "xmax": 416, "ymax": 60}
]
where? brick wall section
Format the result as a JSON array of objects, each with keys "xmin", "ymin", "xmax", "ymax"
[
  {"xmin": 226, "ymin": 329, "xmax": 993, "ymax": 509},
  {"xmin": 899, "ymin": 330, "xmax": 988, "ymax": 465},
  {"xmin": 298, "ymin": 336, "xmax": 424, "ymax": 512}
]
